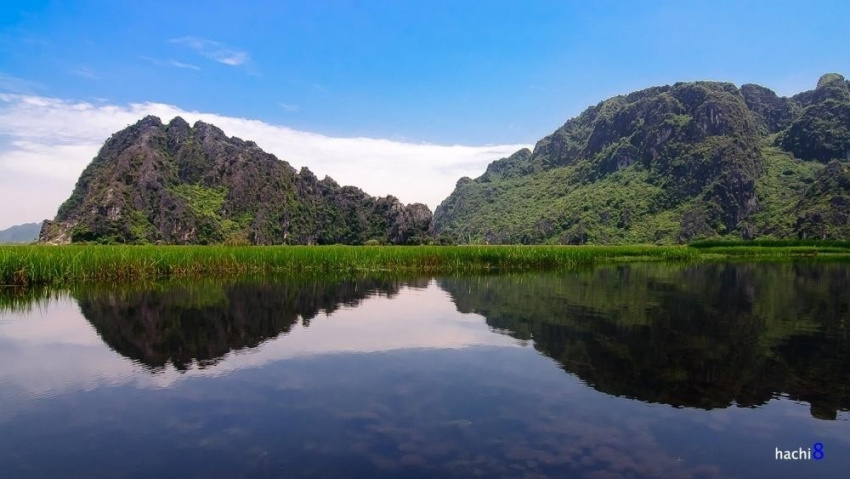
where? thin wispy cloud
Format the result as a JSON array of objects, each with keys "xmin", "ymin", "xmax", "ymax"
[
  {"xmin": 169, "ymin": 36, "xmax": 250, "ymax": 67},
  {"xmin": 71, "ymin": 67, "xmax": 98, "ymax": 79},
  {"xmin": 0, "ymin": 94, "xmax": 529, "ymax": 227},
  {"xmin": 278, "ymin": 103, "xmax": 300, "ymax": 112},
  {"xmin": 140, "ymin": 56, "xmax": 201, "ymax": 71}
]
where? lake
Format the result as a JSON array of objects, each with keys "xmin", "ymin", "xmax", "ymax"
[{"xmin": 1, "ymin": 262, "xmax": 848, "ymax": 478}]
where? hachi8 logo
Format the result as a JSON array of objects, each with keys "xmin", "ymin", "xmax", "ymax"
[{"xmin": 775, "ymin": 443, "xmax": 825, "ymax": 461}]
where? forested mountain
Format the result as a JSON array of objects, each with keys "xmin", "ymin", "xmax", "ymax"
[
  {"xmin": 435, "ymin": 73, "xmax": 850, "ymax": 244},
  {"xmin": 40, "ymin": 117, "xmax": 432, "ymax": 245}
]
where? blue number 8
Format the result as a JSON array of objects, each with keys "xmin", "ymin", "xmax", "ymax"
[{"xmin": 813, "ymin": 442, "xmax": 824, "ymax": 461}]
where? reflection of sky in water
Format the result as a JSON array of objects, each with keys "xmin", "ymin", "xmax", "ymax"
[
  {"xmin": 0, "ymin": 278, "xmax": 848, "ymax": 479},
  {"xmin": 0, "ymin": 282, "xmax": 518, "ymax": 399}
]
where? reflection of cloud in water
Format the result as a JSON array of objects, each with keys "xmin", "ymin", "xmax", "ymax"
[
  {"xmin": 279, "ymin": 283, "xmax": 518, "ymax": 354},
  {"xmin": 198, "ymin": 348, "xmax": 733, "ymax": 479},
  {"xmin": 0, "ymin": 301, "xmax": 143, "ymax": 405}
]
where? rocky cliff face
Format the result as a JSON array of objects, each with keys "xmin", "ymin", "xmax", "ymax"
[
  {"xmin": 778, "ymin": 73, "xmax": 850, "ymax": 162},
  {"xmin": 41, "ymin": 117, "xmax": 433, "ymax": 245},
  {"xmin": 435, "ymin": 74, "xmax": 850, "ymax": 244},
  {"xmin": 793, "ymin": 160, "xmax": 850, "ymax": 239}
]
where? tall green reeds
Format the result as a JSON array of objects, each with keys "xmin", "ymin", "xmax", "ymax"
[{"xmin": 1, "ymin": 245, "xmax": 700, "ymax": 286}]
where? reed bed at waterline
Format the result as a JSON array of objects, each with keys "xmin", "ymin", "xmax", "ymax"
[{"xmin": 1, "ymin": 244, "xmax": 701, "ymax": 286}]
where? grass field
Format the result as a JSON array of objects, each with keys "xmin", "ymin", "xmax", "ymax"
[{"xmin": 2, "ymin": 243, "xmax": 850, "ymax": 287}]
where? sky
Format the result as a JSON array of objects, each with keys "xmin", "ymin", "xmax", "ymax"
[{"xmin": 1, "ymin": 0, "xmax": 849, "ymax": 228}]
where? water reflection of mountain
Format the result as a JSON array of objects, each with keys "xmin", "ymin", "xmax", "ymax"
[
  {"xmin": 77, "ymin": 276, "xmax": 423, "ymax": 371},
  {"xmin": 438, "ymin": 263, "xmax": 850, "ymax": 420}
]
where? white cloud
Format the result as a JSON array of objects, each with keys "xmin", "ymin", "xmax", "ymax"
[
  {"xmin": 278, "ymin": 103, "xmax": 299, "ymax": 112},
  {"xmin": 169, "ymin": 36, "xmax": 250, "ymax": 67},
  {"xmin": 216, "ymin": 52, "xmax": 248, "ymax": 66},
  {"xmin": 0, "ymin": 93, "xmax": 529, "ymax": 228}
]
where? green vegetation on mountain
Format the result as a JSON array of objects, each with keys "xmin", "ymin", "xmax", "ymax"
[
  {"xmin": 40, "ymin": 117, "xmax": 433, "ymax": 245},
  {"xmin": 435, "ymin": 74, "xmax": 850, "ymax": 244}
]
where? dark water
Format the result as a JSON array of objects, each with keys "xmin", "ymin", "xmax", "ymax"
[{"xmin": 0, "ymin": 263, "xmax": 848, "ymax": 479}]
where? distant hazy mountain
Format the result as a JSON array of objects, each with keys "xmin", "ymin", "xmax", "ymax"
[
  {"xmin": 0, "ymin": 222, "xmax": 42, "ymax": 243},
  {"xmin": 40, "ymin": 117, "xmax": 432, "ymax": 245},
  {"xmin": 435, "ymin": 73, "xmax": 850, "ymax": 244}
]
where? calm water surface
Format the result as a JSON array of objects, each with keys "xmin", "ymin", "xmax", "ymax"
[{"xmin": 0, "ymin": 263, "xmax": 848, "ymax": 478}]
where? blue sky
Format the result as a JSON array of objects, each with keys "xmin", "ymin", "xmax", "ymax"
[{"xmin": 0, "ymin": 0, "xmax": 848, "ymax": 227}]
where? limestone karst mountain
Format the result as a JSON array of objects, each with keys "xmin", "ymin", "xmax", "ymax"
[
  {"xmin": 435, "ymin": 74, "xmax": 850, "ymax": 244},
  {"xmin": 40, "ymin": 116, "xmax": 432, "ymax": 245}
]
